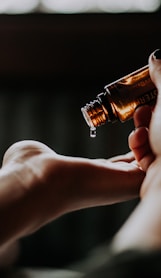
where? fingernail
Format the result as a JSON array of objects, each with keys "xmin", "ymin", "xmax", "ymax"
[{"xmin": 153, "ymin": 49, "xmax": 161, "ymax": 60}]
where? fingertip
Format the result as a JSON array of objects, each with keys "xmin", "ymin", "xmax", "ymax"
[
  {"xmin": 133, "ymin": 105, "xmax": 152, "ymax": 128},
  {"xmin": 148, "ymin": 49, "xmax": 161, "ymax": 64},
  {"xmin": 128, "ymin": 127, "xmax": 148, "ymax": 151},
  {"xmin": 149, "ymin": 49, "xmax": 161, "ymax": 89},
  {"xmin": 128, "ymin": 126, "xmax": 154, "ymax": 171},
  {"xmin": 150, "ymin": 49, "xmax": 161, "ymax": 60}
]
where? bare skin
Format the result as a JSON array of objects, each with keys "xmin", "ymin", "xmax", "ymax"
[
  {"xmin": 0, "ymin": 141, "xmax": 144, "ymax": 249},
  {"xmin": 1, "ymin": 49, "xmax": 161, "ymax": 268},
  {"xmin": 113, "ymin": 49, "xmax": 161, "ymax": 252},
  {"xmin": 0, "ymin": 135, "xmax": 144, "ymax": 267}
]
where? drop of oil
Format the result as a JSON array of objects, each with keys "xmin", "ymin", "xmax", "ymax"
[{"xmin": 90, "ymin": 127, "xmax": 96, "ymax": 138}]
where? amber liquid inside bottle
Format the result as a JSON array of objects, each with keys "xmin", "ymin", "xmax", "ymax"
[{"xmin": 81, "ymin": 65, "xmax": 157, "ymax": 130}]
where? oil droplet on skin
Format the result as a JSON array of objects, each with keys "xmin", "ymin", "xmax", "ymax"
[{"xmin": 90, "ymin": 127, "xmax": 96, "ymax": 138}]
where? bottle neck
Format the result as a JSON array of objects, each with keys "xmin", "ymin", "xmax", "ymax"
[
  {"xmin": 81, "ymin": 92, "xmax": 117, "ymax": 128},
  {"xmin": 97, "ymin": 92, "xmax": 117, "ymax": 122}
]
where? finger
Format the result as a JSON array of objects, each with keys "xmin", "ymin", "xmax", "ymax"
[
  {"xmin": 148, "ymin": 49, "xmax": 161, "ymax": 155},
  {"xmin": 108, "ymin": 152, "xmax": 136, "ymax": 163},
  {"xmin": 149, "ymin": 49, "xmax": 161, "ymax": 92},
  {"xmin": 133, "ymin": 105, "xmax": 152, "ymax": 129},
  {"xmin": 128, "ymin": 127, "xmax": 155, "ymax": 171}
]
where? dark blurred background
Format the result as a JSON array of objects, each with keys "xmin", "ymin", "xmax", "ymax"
[{"xmin": 0, "ymin": 1, "xmax": 161, "ymax": 270}]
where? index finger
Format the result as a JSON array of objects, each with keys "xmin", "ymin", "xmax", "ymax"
[{"xmin": 133, "ymin": 105, "xmax": 152, "ymax": 129}]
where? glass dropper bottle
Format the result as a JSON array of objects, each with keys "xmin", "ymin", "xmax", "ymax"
[{"xmin": 81, "ymin": 65, "xmax": 157, "ymax": 137}]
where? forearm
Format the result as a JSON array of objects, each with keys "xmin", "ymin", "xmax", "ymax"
[
  {"xmin": 0, "ymin": 165, "xmax": 39, "ymax": 246},
  {"xmin": 112, "ymin": 195, "xmax": 161, "ymax": 253},
  {"xmin": 0, "ymin": 241, "xmax": 20, "ymax": 268},
  {"xmin": 0, "ymin": 161, "xmax": 69, "ymax": 247},
  {"xmin": 112, "ymin": 168, "xmax": 161, "ymax": 253}
]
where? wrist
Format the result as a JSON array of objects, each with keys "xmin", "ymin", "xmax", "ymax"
[
  {"xmin": 140, "ymin": 157, "xmax": 161, "ymax": 198},
  {"xmin": 112, "ymin": 189, "xmax": 161, "ymax": 254}
]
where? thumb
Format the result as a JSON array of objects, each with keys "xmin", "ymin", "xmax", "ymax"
[
  {"xmin": 149, "ymin": 49, "xmax": 161, "ymax": 92},
  {"xmin": 148, "ymin": 49, "xmax": 161, "ymax": 156}
]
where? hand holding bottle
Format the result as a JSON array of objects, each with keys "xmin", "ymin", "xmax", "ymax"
[
  {"xmin": 113, "ymin": 49, "xmax": 161, "ymax": 253},
  {"xmin": 129, "ymin": 49, "xmax": 161, "ymax": 197}
]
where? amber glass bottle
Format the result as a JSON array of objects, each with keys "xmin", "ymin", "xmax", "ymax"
[{"xmin": 81, "ymin": 65, "xmax": 157, "ymax": 133}]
